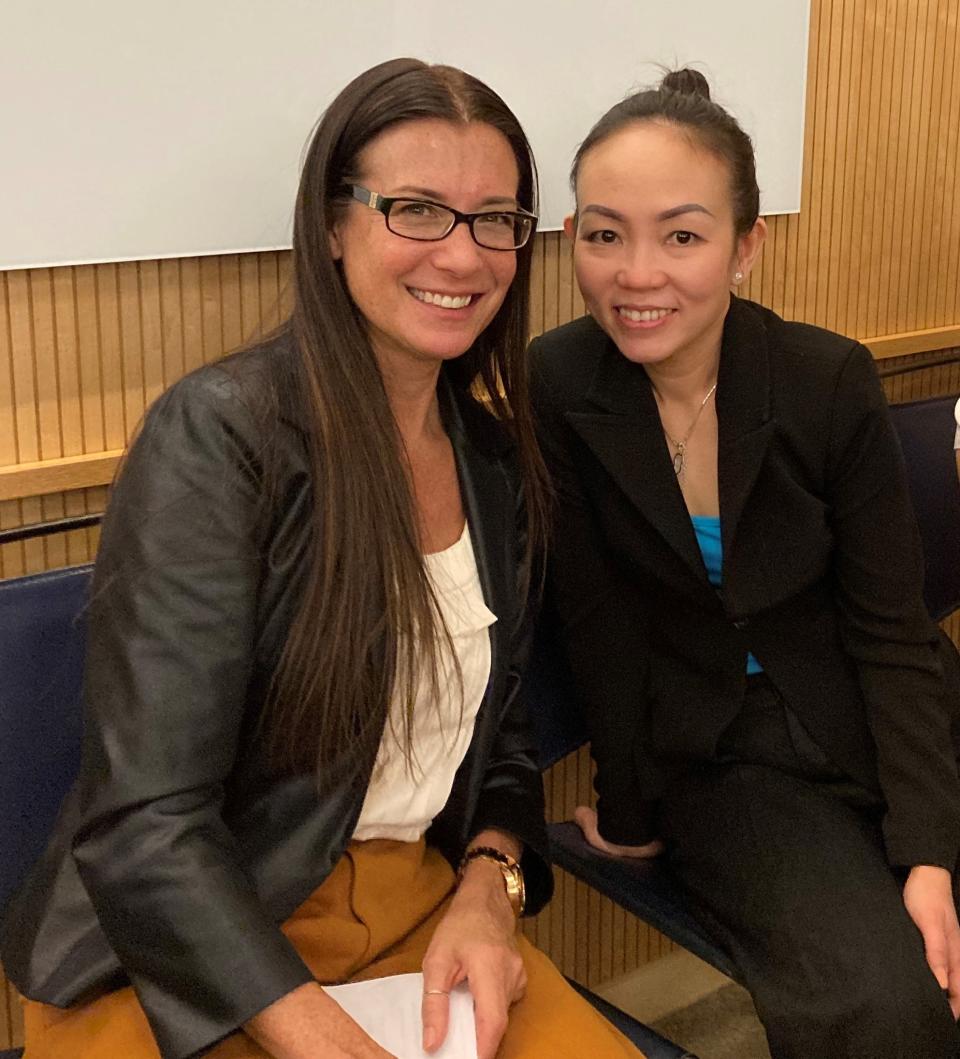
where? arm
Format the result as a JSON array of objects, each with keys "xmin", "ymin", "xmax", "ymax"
[
  {"xmin": 826, "ymin": 345, "xmax": 960, "ymax": 1013},
  {"xmin": 826, "ymin": 343, "xmax": 960, "ymax": 869},
  {"xmin": 529, "ymin": 337, "xmax": 661, "ymax": 847},
  {"xmin": 245, "ymin": 984, "xmax": 393, "ymax": 1059},
  {"xmin": 71, "ymin": 366, "xmax": 385, "ymax": 1059},
  {"xmin": 420, "ymin": 828, "xmax": 526, "ymax": 1059},
  {"xmin": 954, "ymin": 397, "xmax": 960, "ymax": 485},
  {"xmin": 420, "ymin": 435, "xmax": 549, "ymax": 1059}
]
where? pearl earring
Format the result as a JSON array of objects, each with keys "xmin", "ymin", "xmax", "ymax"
[{"xmin": 733, "ymin": 270, "xmax": 744, "ymax": 283}]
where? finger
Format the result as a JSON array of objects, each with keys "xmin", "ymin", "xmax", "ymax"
[
  {"xmin": 469, "ymin": 971, "xmax": 510, "ymax": 1059},
  {"xmin": 919, "ymin": 915, "xmax": 950, "ymax": 991},
  {"xmin": 574, "ymin": 806, "xmax": 664, "ymax": 858},
  {"xmin": 421, "ymin": 962, "xmax": 459, "ymax": 1054},
  {"xmin": 944, "ymin": 919, "xmax": 960, "ymax": 1018},
  {"xmin": 574, "ymin": 805, "xmax": 606, "ymax": 851},
  {"xmin": 509, "ymin": 962, "xmax": 528, "ymax": 1005}
]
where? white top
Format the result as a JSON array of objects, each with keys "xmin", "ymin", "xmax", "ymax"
[
  {"xmin": 352, "ymin": 523, "xmax": 497, "ymax": 842},
  {"xmin": 954, "ymin": 397, "xmax": 960, "ymax": 449}
]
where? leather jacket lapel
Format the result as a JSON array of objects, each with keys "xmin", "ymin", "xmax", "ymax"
[{"xmin": 440, "ymin": 377, "xmax": 514, "ymax": 711}]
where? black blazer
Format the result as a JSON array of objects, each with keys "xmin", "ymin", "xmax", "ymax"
[
  {"xmin": 1, "ymin": 333, "xmax": 552, "ymax": 1059},
  {"xmin": 530, "ymin": 297, "xmax": 960, "ymax": 870}
]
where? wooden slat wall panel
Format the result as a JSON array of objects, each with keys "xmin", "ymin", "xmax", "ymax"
[{"xmin": 3, "ymin": 0, "xmax": 960, "ymax": 1045}]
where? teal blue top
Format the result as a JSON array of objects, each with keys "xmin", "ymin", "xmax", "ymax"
[{"xmin": 690, "ymin": 515, "xmax": 763, "ymax": 675}]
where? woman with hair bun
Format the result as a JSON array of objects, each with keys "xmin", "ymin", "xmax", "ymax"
[
  {"xmin": 1, "ymin": 59, "xmax": 644, "ymax": 1059},
  {"xmin": 531, "ymin": 68, "xmax": 960, "ymax": 1057}
]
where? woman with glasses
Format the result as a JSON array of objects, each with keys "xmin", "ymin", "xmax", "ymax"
[{"xmin": 2, "ymin": 59, "xmax": 642, "ymax": 1059}]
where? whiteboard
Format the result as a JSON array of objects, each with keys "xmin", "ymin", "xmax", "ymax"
[{"xmin": 1, "ymin": 1, "xmax": 810, "ymax": 271}]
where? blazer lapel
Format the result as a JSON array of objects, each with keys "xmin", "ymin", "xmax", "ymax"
[
  {"xmin": 562, "ymin": 299, "xmax": 776, "ymax": 587},
  {"xmin": 716, "ymin": 298, "xmax": 775, "ymax": 564},
  {"xmin": 566, "ymin": 339, "xmax": 707, "ymax": 580}
]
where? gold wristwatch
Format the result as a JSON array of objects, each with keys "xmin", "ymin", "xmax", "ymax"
[{"xmin": 458, "ymin": 846, "xmax": 526, "ymax": 917}]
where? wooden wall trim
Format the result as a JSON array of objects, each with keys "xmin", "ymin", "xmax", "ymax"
[
  {"xmin": 1, "ymin": 323, "xmax": 959, "ymax": 505},
  {"xmin": 0, "ymin": 450, "xmax": 122, "ymax": 502},
  {"xmin": 864, "ymin": 325, "xmax": 960, "ymax": 361}
]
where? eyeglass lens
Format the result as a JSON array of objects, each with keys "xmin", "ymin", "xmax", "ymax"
[{"xmin": 387, "ymin": 200, "xmax": 531, "ymax": 249}]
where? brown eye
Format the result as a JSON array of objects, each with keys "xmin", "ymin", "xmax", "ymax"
[
  {"xmin": 585, "ymin": 228, "xmax": 619, "ymax": 244},
  {"xmin": 672, "ymin": 231, "xmax": 697, "ymax": 245}
]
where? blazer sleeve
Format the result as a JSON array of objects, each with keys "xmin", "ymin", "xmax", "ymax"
[
  {"xmin": 529, "ymin": 338, "xmax": 660, "ymax": 846},
  {"xmin": 826, "ymin": 342, "xmax": 960, "ymax": 869},
  {"xmin": 71, "ymin": 369, "xmax": 313, "ymax": 1059}
]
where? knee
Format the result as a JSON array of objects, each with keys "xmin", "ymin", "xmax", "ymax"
[
  {"xmin": 760, "ymin": 967, "xmax": 958, "ymax": 1059},
  {"xmin": 839, "ymin": 975, "xmax": 958, "ymax": 1059}
]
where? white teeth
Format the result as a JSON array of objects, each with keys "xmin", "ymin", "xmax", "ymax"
[
  {"xmin": 618, "ymin": 307, "xmax": 673, "ymax": 322},
  {"xmin": 410, "ymin": 288, "xmax": 472, "ymax": 309}
]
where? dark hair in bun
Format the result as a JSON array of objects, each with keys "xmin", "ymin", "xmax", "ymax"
[
  {"xmin": 571, "ymin": 67, "xmax": 759, "ymax": 235},
  {"xmin": 660, "ymin": 67, "xmax": 711, "ymax": 99}
]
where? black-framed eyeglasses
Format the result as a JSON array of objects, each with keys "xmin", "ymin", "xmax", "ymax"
[{"xmin": 341, "ymin": 184, "xmax": 537, "ymax": 251}]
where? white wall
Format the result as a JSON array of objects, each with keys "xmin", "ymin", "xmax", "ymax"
[{"xmin": 1, "ymin": 0, "xmax": 810, "ymax": 270}]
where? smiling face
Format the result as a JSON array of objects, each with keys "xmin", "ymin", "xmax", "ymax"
[
  {"xmin": 329, "ymin": 118, "xmax": 521, "ymax": 377},
  {"xmin": 570, "ymin": 120, "xmax": 765, "ymax": 372}
]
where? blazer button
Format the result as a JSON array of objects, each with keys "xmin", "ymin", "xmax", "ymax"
[{"xmin": 733, "ymin": 618, "xmax": 749, "ymax": 630}]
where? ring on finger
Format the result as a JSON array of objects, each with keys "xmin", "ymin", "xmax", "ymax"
[{"xmin": 423, "ymin": 988, "xmax": 450, "ymax": 997}]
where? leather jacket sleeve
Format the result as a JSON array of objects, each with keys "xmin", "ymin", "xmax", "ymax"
[
  {"xmin": 426, "ymin": 404, "xmax": 554, "ymax": 913},
  {"xmin": 460, "ymin": 591, "xmax": 554, "ymax": 913},
  {"xmin": 71, "ymin": 366, "xmax": 313, "ymax": 1059}
]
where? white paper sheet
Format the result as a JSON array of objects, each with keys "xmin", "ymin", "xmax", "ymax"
[{"xmin": 325, "ymin": 973, "xmax": 478, "ymax": 1059}]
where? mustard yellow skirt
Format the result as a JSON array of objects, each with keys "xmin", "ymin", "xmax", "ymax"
[{"xmin": 23, "ymin": 840, "xmax": 644, "ymax": 1058}]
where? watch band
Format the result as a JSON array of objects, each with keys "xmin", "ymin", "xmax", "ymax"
[{"xmin": 458, "ymin": 845, "xmax": 526, "ymax": 917}]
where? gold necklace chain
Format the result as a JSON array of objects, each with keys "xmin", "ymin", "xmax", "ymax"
[{"xmin": 658, "ymin": 381, "xmax": 718, "ymax": 478}]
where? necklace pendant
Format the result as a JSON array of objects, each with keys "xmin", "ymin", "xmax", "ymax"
[{"xmin": 672, "ymin": 444, "xmax": 685, "ymax": 477}]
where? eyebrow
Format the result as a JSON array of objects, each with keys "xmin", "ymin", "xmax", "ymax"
[
  {"xmin": 580, "ymin": 202, "xmax": 715, "ymax": 222},
  {"xmin": 656, "ymin": 202, "xmax": 715, "ymax": 221},
  {"xmin": 391, "ymin": 186, "xmax": 519, "ymax": 208},
  {"xmin": 580, "ymin": 204, "xmax": 627, "ymax": 222}
]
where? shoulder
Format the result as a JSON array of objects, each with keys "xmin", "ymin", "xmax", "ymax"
[
  {"xmin": 528, "ymin": 315, "xmax": 613, "ymax": 407},
  {"xmin": 529, "ymin": 314, "xmax": 611, "ymax": 369},
  {"xmin": 152, "ymin": 329, "xmax": 299, "ymax": 424},
  {"xmin": 139, "ymin": 329, "xmax": 305, "ymax": 459},
  {"xmin": 734, "ymin": 297, "xmax": 866, "ymax": 383}
]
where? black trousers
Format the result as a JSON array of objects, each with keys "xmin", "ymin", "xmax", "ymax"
[{"xmin": 657, "ymin": 674, "xmax": 960, "ymax": 1059}]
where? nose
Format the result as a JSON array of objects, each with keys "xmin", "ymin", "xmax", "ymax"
[
  {"xmin": 431, "ymin": 220, "xmax": 487, "ymax": 274},
  {"xmin": 616, "ymin": 244, "xmax": 667, "ymax": 290}
]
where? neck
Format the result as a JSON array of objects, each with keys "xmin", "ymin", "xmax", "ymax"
[
  {"xmin": 377, "ymin": 351, "xmax": 445, "ymax": 446},
  {"xmin": 645, "ymin": 346, "xmax": 720, "ymax": 406}
]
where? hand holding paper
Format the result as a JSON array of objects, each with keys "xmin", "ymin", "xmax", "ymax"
[
  {"xmin": 326, "ymin": 974, "xmax": 478, "ymax": 1059},
  {"xmin": 421, "ymin": 849, "xmax": 526, "ymax": 1059}
]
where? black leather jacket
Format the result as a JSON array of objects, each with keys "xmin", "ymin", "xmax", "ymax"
[{"xmin": 1, "ymin": 334, "xmax": 552, "ymax": 1059}]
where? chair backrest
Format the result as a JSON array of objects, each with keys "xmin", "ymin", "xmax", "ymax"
[
  {"xmin": 0, "ymin": 564, "xmax": 93, "ymax": 911},
  {"xmin": 889, "ymin": 393, "xmax": 960, "ymax": 622}
]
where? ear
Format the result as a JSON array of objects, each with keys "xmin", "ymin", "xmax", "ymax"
[
  {"xmin": 562, "ymin": 213, "xmax": 577, "ymax": 242},
  {"xmin": 328, "ymin": 222, "xmax": 343, "ymax": 262},
  {"xmin": 734, "ymin": 217, "xmax": 767, "ymax": 282}
]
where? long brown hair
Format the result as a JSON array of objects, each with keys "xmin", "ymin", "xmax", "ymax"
[{"xmin": 261, "ymin": 58, "xmax": 546, "ymax": 779}]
